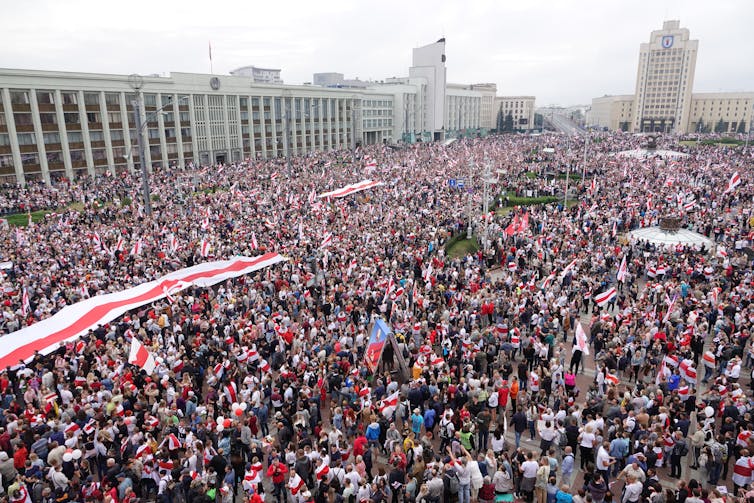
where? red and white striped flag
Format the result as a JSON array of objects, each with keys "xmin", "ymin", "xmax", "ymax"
[
  {"xmin": 595, "ymin": 287, "xmax": 617, "ymax": 307},
  {"xmin": 656, "ymin": 359, "xmax": 670, "ymax": 385},
  {"xmin": 573, "ymin": 321, "xmax": 589, "ymax": 355},
  {"xmin": 128, "ymin": 337, "xmax": 156, "ymax": 374},
  {"xmin": 83, "ymin": 418, "xmax": 97, "ymax": 435},
  {"xmin": 129, "ymin": 238, "xmax": 143, "ymax": 257},
  {"xmin": 114, "ymin": 237, "xmax": 124, "ymax": 253},
  {"xmin": 160, "ymin": 433, "xmax": 182, "ymax": 450},
  {"xmin": 200, "ymin": 238, "xmax": 210, "ymax": 257},
  {"xmin": 379, "ymin": 391, "xmax": 399, "ymax": 418},
  {"xmin": 320, "ymin": 232, "xmax": 333, "ymax": 249},
  {"xmin": 611, "ymin": 220, "xmax": 617, "ymax": 238},
  {"xmin": 605, "ymin": 372, "xmax": 619, "ymax": 385},
  {"xmin": 726, "ymin": 171, "xmax": 741, "ymax": 192},
  {"xmin": 21, "ymin": 287, "xmax": 30, "ymax": 317},
  {"xmin": 224, "ymin": 382, "xmax": 237, "ymax": 404},
  {"xmin": 616, "ymin": 256, "xmax": 627, "ymax": 282},
  {"xmin": 250, "ymin": 233, "xmax": 258, "ymax": 250}
]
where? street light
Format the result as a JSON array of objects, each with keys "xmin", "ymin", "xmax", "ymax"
[{"xmin": 128, "ymin": 74, "xmax": 189, "ymax": 216}]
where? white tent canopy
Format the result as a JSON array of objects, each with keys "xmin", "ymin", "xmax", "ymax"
[
  {"xmin": 614, "ymin": 149, "xmax": 689, "ymax": 159},
  {"xmin": 628, "ymin": 226, "xmax": 713, "ymax": 251}
]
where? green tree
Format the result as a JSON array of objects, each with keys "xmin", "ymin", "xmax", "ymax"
[
  {"xmin": 503, "ymin": 112, "xmax": 514, "ymax": 132},
  {"xmin": 737, "ymin": 121, "xmax": 747, "ymax": 134},
  {"xmin": 714, "ymin": 119, "xmax": 726, "ymax": 133},
  {"xmin": 695, "ymin": 118, "xmax": 705, "ymax": 134}
]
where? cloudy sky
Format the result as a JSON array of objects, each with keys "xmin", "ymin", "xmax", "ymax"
[{"xmin": 2, "ymin": 0, "xmax": 753, "ymax": 106}]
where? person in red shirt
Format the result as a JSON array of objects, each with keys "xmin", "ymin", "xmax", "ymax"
[
  {"xmin": 266, "ymin": 457, "xmax": 288, "ymax": 503},
  {"xmin": 352, "ymin": 434, "xmax": 368, "ymax": 459},
  {"xmin": 13, "ymin": 443, "xmax": 27, "ymax": 473}
]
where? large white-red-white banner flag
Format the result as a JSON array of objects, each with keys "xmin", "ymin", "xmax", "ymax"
[
  {"xmin": 318, "ymin": 179, "xmax": 384, "ymax": 199},
  {"xmin": 0, "ymin": 253, "xmax": 286, "ymax": 369}
]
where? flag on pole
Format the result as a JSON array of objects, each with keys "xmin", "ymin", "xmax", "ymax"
[
  {"xmin": 21, "ymin": 287, "xmax": 30, "ymax": 317},
  {"xmin": 726, "ymin": 171, "xmax": 741, "ymax": 192},
  {"xmin": 129, "ymin": 238, "xmax": 143, "ymax": 257},
  {"xmin": 379, "ymin": 391, "xmax": 399, "ymax": 418},
  {"xmin": 208, "ymin": 41, "xmax": 212, "ymax": 61},
  {"xmin": 616, "ymin": 256, "xmax": 627, "ymax": 282},
  {"xmin": 200, "ymin": 238, "xmax": 210, "ymax": 257},
  {"xmin": 573, "ymin": 321, "xmax": 589, "ymax": 355},
  {"xmin": 128, "ymin": 337, "xmax": 156, "ymax": 374},
  {"xmin": 594, "ymin": 287, "xmax": 617, "ymax": 307},
  {"xmin": 320, "ymin": 232, "xmax": 333, "ymax": 249},
  {"xmin": 612, "ymin": 220, "xmax": 617, "ymax": 238}
]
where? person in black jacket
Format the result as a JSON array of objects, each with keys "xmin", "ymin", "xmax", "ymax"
[
  {"xmin": 510, "ymin": 408, "xmax": 528, "ymax": 449},
  {"xmin": 388, "ymin": 461, "xmax": 406, "ymax": 503}
]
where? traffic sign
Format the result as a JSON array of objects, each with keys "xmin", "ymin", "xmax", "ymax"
[
  {"xmin": 448, "ymin": 179, "xmax": 456, "ymax": 187},
  {"xmin": 457, "ymin": 179, "xmax": 465, "ymax": 188}
]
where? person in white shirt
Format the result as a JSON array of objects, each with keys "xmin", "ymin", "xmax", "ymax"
[
  {"xmin": 519, "ymin": 451, "xmax": 539, "ymax": 501},
  {"xmin": 595, "ymin": 442, "xmax": 616, "ymax": 483},
  {"xmin": 622, "ymin": 474, "xmax": 643, "ymax": 503},
  {"xmin": 578, "ymin": 425, "xmax": 596, "ymax": 470}
]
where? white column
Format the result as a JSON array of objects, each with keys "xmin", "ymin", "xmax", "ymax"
[
  {"xmin": 156, "ymin": 93, "xmax": 168, "ymax": 169},
  {"xmin": 29, "ymin": 89, "xmax": 51, "ymax": 184},
  {"xmin": 173, "ymin": 94, "xmax": 184, "ymax": 168},
  {"xmin": 120, "ymin": 92, "xmax": 135, "ymax": 173},
  {"xmin": 188, "ymin": 95, "xmax": 199, "ymax": 165},
  {"xmin": 270, "ymin": 96, "xmax": 279, "ymax": 158},
  {"xmin": 2, "ymin": 88, "xmax": 25, "ymax": 185},
  {"xmin": 99, "ymin": 91, "xmax": 115, "ymax": 170},
  {"xmin": 53, "ymin": 90, "xmax": 73, "ymax": 180},
  {"xmin": 222, "ymin": 94, "xmax": 231, "ymax": 161},
  {"xmin": 204, "ymin": 94, "xmax": 213, "ymax": 163},
  {"xmin": 77, "ymin": 90, "xmax": 95, "ymax": 177},
  {"xmin": 235, "ymin": 95, "xmax": 243, "ymax": 161},
  {"xmin": 318, "ymin": 98, "xmax": 324, "ymax": 151},
  {"xmin": 335, "ymin": 99, "xmax": 341, "ymax": 149},
  {"xmin": 248, "ymin": 95, "xmax": 256, "ymax": 160},
  {"xmin": 259, "ymin": 96, "xmax": 268, "ymax": 159}
]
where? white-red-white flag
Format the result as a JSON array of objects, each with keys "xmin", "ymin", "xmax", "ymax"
[
  {"xmin": 617, "ymin": 256, "xmax": 627, "ymax": 282},
  {"xmin": 200, "ymin": 238, "xmax": 210, "ymax": 257},
  {"xmin": 726, "ymin": 171, "xmax": 741, "ymax": 192},
  {"xmin": 21, "ymin": 287, "xmax": 30, "ymax": 317},
  {"xmin": 129, "ymin": 238, "xmax": 143, "ymax": 256},
  {"xmin": 594, "ymin": 287, "xmax": 617, "ymax": 307},
  {"xmin": 320, "ymin": 232, "xmax": 333, "ymax": 249},
  {"xmin": 573, "ymin": 321, "xmax": 589, "ymax": 355},
  {"xmin": 128, "ymin": 337, "xmax": 156, "ymax": 374},
  {"xmin": 250, "ymin": 233, "xmax": 258, "ymax": 250},
  {"xmin": 379, "ymin": 391, "xmax": 399, "ymax": 418}
]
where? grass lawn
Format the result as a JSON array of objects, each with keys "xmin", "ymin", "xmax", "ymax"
[
  {"xmin": 556, "ymin": 173, "xmax": 581, "ymax": 180},
  {"xmin": 680, "ymin": 139, "xmax": 745, "ymax": 147},
  {"xmin": 446, "ymin": 235, "xmax": 479, "ymax": 258},
  {"xmin": 4, "ymin": 210, "xmax": 51, "ymax": 227},
  {"xmin": 525, "ymin": 171, "xmax": 537, "ymax": 179}
]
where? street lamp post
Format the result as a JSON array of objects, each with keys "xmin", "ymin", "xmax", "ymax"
[
  {"xmin": 466, "ymin": 160, "xmax": 474, "ymax": 240},
  {"xmin": 581, "ymin": 128, "xmax": 589, "ymax": 180},
  {"xmin": 563, "ymin": 135, "xmax": 572, "ymax": 209},
  {"xmin": 128, "ymin": 74, "xmax": 189, "ymax": 216}
]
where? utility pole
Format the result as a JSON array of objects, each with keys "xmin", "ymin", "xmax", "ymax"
[
  {"xmin": 581, "ymin": 129, "xmax": 589, "ymax": 180},
  {"xmin": 563, "ymin": 135, "xmax": 572, "ymax": 209},
  {"xmin": 482, "ymin": 158, "xmax": 496, "ymax": 251},
  {"xmin": 466, "ymin": 160, "xmax": 474, "ymax": 240}
]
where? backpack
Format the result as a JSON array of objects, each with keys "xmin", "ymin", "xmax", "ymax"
[
  {"xmin": 440, "ymin": 420, "xmax": 453, "ymax": 439},
  {"xmin": 711, "ymin": 443, "xmax": 724, "ymax": 464},
  {"xmin": 446, "ymin": 471, "xmax": 460, "ymax": 494},
  {"xmin": 558, "ymin": 430, "xmax": 567, "ymax": 449}
]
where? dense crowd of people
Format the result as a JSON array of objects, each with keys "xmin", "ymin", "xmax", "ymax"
[{"xmin": 0, "ymin": 132, "xmax": 752, "ymax": 503}]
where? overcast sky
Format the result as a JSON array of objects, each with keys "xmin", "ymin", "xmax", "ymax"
[{"xmin": 2, "ymin": 0, "xmax": 753, "ymax": 106}]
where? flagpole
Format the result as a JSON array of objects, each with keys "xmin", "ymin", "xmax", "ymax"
[{"xmin": 209, "ymin": 41, "xmax": 213, "ymax": 74}]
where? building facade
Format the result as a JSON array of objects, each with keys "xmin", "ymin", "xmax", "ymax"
[
  {"xmin": 229, "ymin": 66, "xmax": 283, "ymax": 84},
  {"xmin": 632, "ymin": 20, "xmax": 697, "ymax": 133},
  {"xmin": 0, "ymin": 40, "xmax": 535, "ymax": 184},
  {"xmin": 409, "ymin": 39, "xmax": 447, "ymax": 141},
  {"xmin": 588, "ymin": 95, "xmax": 634, "ymax": 131},
  {"xmin": 494, "ymin": 96, "xmax": 536, "ymax": 131},
  {"xmin": 590, "ymin": 20, "xmax": 754, "ymax": 134},
  {"xmin": 0, "ymin": 69, "xmax": 391, "ymax": 184}
]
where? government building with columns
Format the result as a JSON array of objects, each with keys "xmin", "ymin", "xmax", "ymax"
[{"xmin": 0, "ymin": 40, "xmax": 536, "ymax": 185}]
